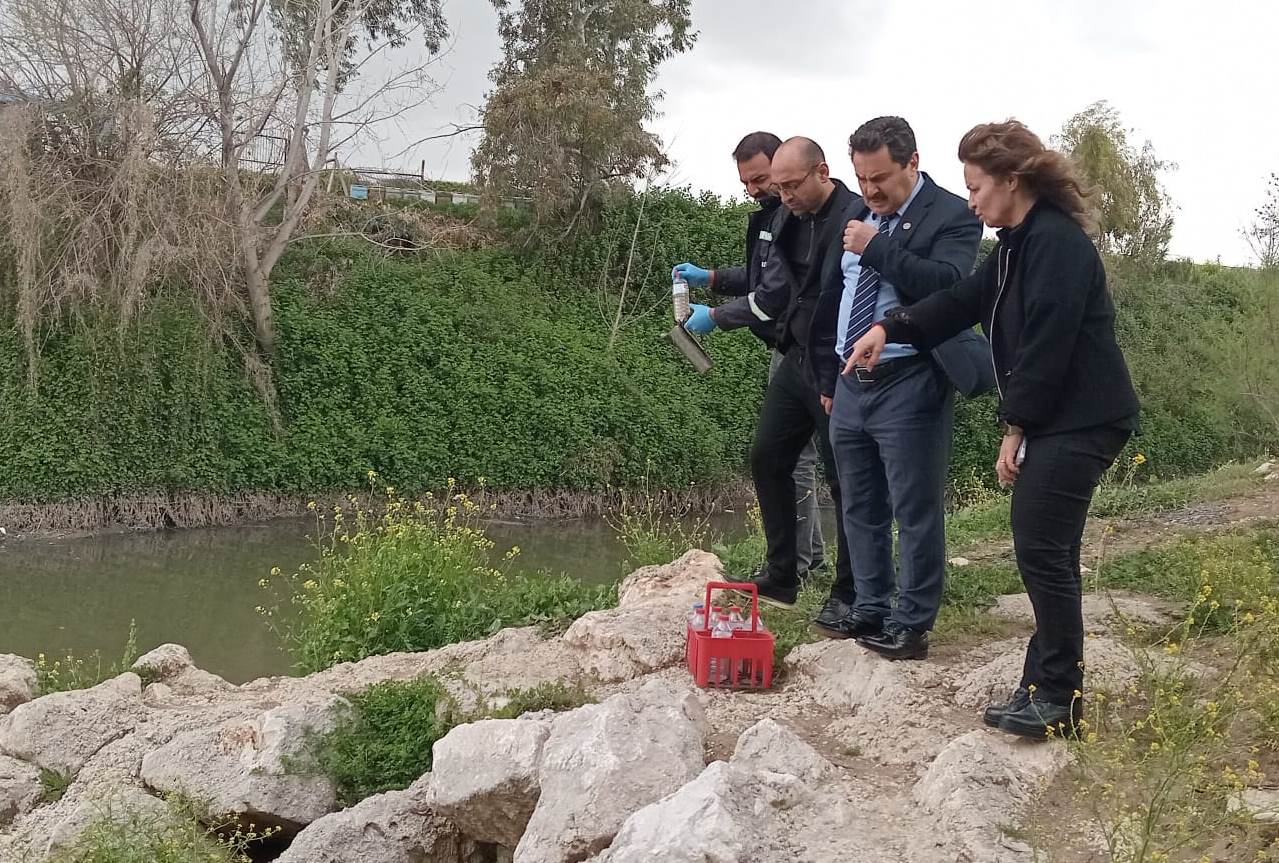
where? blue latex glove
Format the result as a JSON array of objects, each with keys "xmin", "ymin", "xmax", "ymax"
[
  {"xmin": 685, "ymin": 304, "xmax": 717, "ymax": 334},
  {"xmin": 672, "ymin": 262, "xmax": 711, "ymax": 286}
]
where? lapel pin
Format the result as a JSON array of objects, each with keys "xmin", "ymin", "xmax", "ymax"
[{"xmin": 902, "ymin": 221, "xmax": 912, "ymax": 230}]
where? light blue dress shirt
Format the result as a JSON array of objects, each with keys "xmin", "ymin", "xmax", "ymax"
[{"xmin": 835, "ymin": 174, "xmax": 926, "ymax": 362}]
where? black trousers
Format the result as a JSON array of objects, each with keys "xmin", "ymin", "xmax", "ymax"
[
  {"xmin": 1011, "ymin": 424, "xmax": 1131, "ymax": 704},
  {"xmin": 749, "ymin": 349, "xmax": 853, "ymax": 596}
]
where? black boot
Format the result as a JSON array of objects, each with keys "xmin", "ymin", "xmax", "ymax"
[
  {"xmin": 982, "ymin": 687, "xmax": 1031, "ymax": 729},
  {"xmin": 998, "ymin": 695, "xmax": 1082, "ymax": 740}
]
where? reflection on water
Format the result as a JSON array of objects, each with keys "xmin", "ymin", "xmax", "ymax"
[{"xmin": 0, "ymin": 508, "xmax": 783, "ymax": 684}]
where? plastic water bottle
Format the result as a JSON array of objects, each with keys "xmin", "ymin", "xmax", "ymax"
[
  {"xmin": 672, "ymin": 274, "xmax": 690, "ymax": 323},
  {"xmin": 712, "ymin": 616, "xmax": 733, "ymax": 639},
  {"xmin": 690, "ymin": 603, "xmax": 705, "ymax": 630},
  {"xmin": 727, "ymin": 606, "xmax": 746, "ymax": 631}
]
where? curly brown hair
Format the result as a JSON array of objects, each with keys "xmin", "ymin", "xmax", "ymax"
[{"xmin": 958, "ymin": 120, "xmax": 1097, "ymax": 233}]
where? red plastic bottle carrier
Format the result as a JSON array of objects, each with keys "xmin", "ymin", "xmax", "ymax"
[{"xmin": 685, "ymin": 581, "xmax": 775, "ymax": 689}]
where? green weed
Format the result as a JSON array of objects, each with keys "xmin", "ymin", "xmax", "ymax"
[
  {"xmin": 34, "ymin": 621, "xmax": 140, "ymax": 695},
  {"xmin": 46, "ymin": 794, "xmax": 277, "ymax": 863},
  {"xmin": 262, "ymin": 484, "xmax": 616, "ymax": 673},
  {"xmin": 314, "ymin": 676, "xmax": 593, "ymax": 805}
]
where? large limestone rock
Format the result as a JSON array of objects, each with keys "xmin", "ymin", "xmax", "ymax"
[
  {"xmin": 0, "ymin": 656, "xmax": 37, "ymax": 716},
  {"xmin": 561, "ymin": 602, "xmax": 691, "ymax": 683},
  {"xmin": 275, "ymin": 781, "xmax": 465, "ymax": 863},
  {"xmin": 730, "ymin": 718, "xmax": 831, "ymax": 784},
  {"xmin": 616, "ymin": 550, "xmax": 723, "ymax": 607},
  {"xmin": 0, "ymin": 755, "xmax": 42, "ymax": 827},
  {"xmin": 0, "ymin": 674, "xmax": 145, "ymax": 775},
  {"xmin": 591, "ymin": 761, "xmax": 747, "ymax": 863},
  {"xmin": 514, "ymin": 680, "xmax": 707, "ymax": 863},
  {"xmin": 787, "ymin": 640, "xmax": 958, "ymax": 765},
  {"xmin": 562, "ymin": 551, "xmax": 724, "ymax": 683},
  {"xmin": 140, "ymin": 695, "xmax": 348, "ymax": 832},
  {"xmin": 595, "ymin": 720, "xmax": 850, "ymax": 863},
  {"xmin": 430, "ymin": 714, "xmax": 553, "ymax": 847},
  {"xmin": 911, "ymin": 730, "xmax": 1071, "ymax": 862},
  {"xmin": 130, "ymin": 644, "xmax": 194, "ymax": 682}
]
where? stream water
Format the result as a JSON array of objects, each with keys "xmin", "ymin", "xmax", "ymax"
[{"xmin": 0, "ymin": 510, "xmax": 803, "ymax": 683}]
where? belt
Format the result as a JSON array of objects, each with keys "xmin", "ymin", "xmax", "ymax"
[{"xmin": 843, "ymin": 353, "xmax": 927, "ymax": 387}]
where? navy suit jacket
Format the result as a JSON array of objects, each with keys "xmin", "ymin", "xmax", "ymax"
[{"xmin": 808, "ymin": 172, "xmax": 985, "ymax": 397}]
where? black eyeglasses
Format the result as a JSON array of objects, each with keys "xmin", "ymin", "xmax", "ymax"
[{"xmin": 776, "ymin": 164, "xmax": 819, "ymax": 194}]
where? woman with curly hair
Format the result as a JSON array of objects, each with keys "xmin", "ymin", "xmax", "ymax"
[{"xmin": 844, "ymin": 120, "xmax": 1141, "ymax": 739}]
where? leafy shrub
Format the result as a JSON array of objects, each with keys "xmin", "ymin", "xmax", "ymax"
[
  {"xmin": 264, "ymin": 487, "xmax": 616, "ymax": 673},
  {"xmin": 316, "ymin": 677, "xmax": 459, "ymax": 805},
  {"xmin": 316, "ymin": 676, "xmax": 592, "ymax": 805},
  {"xmin": 1, "ymin": 190, "xmax": 1276, "ymax": 510}
]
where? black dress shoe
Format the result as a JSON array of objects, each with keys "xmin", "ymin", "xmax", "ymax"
[
  {"xmin": 810, "ymin": 597, "xmax": 853, "ymax": 636},
  {"xmin": 734, "ymin": 573, "xmax": 797, "ymax": 609},
  {"xmin": 814, "ymin": 608, "xmax": 882, "ymax": 640},
  {"xmin": 856, "ymin": 621, "xmax": 929, "ymax": 660},
  {"xmin": 998, "ymin": 696, "xmax": 1082, "ymax": 739},
  {"xmin": 982, "ymin": 687, "xmax": 1031, "ymax": 728}
]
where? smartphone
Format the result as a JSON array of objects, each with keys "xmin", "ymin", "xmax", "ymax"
[{"xmin": 1015, "ymin": 438, "xmax": 1027, "ymax": 467}]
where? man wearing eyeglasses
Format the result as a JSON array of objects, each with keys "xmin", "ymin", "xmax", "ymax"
[
  {"xmin": 724, "ymin": 135, "xmax": 859, "ymax": 609},
  {"xmin": 672, "ymin": 131, "xmax": 831, "ymax": 585}
]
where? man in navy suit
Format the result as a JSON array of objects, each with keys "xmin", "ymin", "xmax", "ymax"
[{"xmin": 807, "ymin": 116, "xmax": 982, "ymax": 658}]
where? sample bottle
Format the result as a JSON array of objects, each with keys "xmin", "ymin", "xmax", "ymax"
[{"xmin": 672, "ymin": 274, "xmax": 690, "ymax": 323}]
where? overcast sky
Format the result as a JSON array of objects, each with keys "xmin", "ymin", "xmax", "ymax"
[{"xmin": 355, "ymin": 0, "xmax": 1279, "ymax": 265}]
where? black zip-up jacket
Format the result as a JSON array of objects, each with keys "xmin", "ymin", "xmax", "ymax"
[
  {"xmin": 879, "ymin": 201, "xmax": 1140, "ymax": 436},
  {"xmin": 768, "ymin": 179, "xmax": 858, "ymax": 354},
  {"xmin": 708, "ymin": 196, "xmax": 784, "ymax": 346}
]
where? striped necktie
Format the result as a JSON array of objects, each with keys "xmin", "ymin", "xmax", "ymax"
[{"xmin": 840, "ymin": 213, "xmax": 895, "ymax": 358}]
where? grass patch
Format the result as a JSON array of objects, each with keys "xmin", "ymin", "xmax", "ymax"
[
  {"xmin": 1054, "ymin": 526, "xmax": 1279, "ymax": 862},
  {"xmin": 47, "ymin": 795, "xmax": 275, "ymax": 863},
  {"xmin": 944, "ymin": 456, "xmax": 1269, "ymax": 555},
  {"xmin": 1093, "ymin": 529, "xmax": 1279, "ymax": 620},
  {"xmin": 1089, "ymin": 458, "xmax": 1266, "ymax": 519},
  {"xmin": 482, "ymin": 680, "xmax": 592, "ymax": 720},
  {"xmin": 315, "ymin": 677, "xmax": 459, "ymax": 805},
  {"xmin": 712, "ymin": 505, "xmax": 766, "ymax": 583},
  {"xmin": 754, "ymin": 569, "xmax": 835, "ymax": 668},
  {"xmin": 608, "ymin": 484, "xmax": 712, "ymax": 573},
  {"xmin": 34, "ymin": 621, "xmax": 139, "ymax": 695},
  {"xmin": 38, "ymin": 768, "xmax": 72, "ymax": 804},
  {"xmin": 263, "ymin": 483, "xmax": 618, "ymax": 673},
  {"xmin": 315, "ymin": 676, "xmax": 593, "ymax": 805}
]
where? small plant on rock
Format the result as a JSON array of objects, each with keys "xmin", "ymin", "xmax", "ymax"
[{"xmin": 34, "ymin": 621, "xmax": 140, "ymax": 695}]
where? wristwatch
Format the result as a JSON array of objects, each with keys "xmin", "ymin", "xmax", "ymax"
[{"xmin": 1002, "ymin": 423, "xmax": 1023, "ymax": 436}]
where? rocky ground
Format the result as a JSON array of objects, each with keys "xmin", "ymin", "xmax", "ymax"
[{"xmin": 0, "ymin": 479, "xmax": 1275, "ymax": 863}]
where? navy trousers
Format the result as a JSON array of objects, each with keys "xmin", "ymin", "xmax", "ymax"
[{"xmin": 829, "ymin": 359, "xmax": 953, "ymax": 631}]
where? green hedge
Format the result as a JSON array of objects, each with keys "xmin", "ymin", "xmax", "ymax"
[{"xmin": 0, "ymin": 189, "xmax": 1275, "ymax": 502}]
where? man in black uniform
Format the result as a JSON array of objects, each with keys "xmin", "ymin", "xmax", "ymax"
[
  {"xmin": 736, "ymin": 136, "xmax": 858, "ymax": 607},
  {"xmin": 673, "ymin": 131, "xmax": 827, "ymax": 581}
]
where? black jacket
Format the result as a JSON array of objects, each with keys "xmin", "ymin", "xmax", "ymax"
[
  {"xmin": 809, "ymin": 173, "xmax": 983, "ymax": 397},
  {"xmin": 709, "ymin": 196, "xmax": 784, "ymax": 346},
  {"xmin": 880, "ymin": 201, "xmax": 1140, "ymax": 436},
  {"xmin": 762, "ymin": 179, "xmax": 858, "ymax": 354}
]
